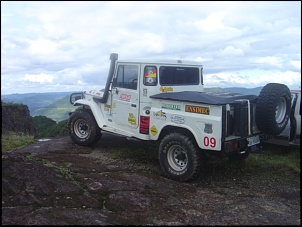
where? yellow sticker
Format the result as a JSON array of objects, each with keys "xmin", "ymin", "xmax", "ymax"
[
  {"xmin": 150, "ymin": 125, "xmax": 158, "ymax": 136},
  {"xmin": 160, "ymin": 87, "xmax": 173, "ymax": 92},
  {"xmin": 128, "ymin": 113, "xmax": 136, "ymax": 125},
  {"xmin": 104, "ymin": 104, "xmax": 111, "ymax": 111}
]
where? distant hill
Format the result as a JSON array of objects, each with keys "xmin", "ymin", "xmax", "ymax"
[
  {"xmin": 223, "ymin": 87, "xmax": 263, "ymax": 96},
  {"xmin": 1, "ymin": 92, "xmax": 77, "ymax": 114},
  {"xmin": 32, "ymin": 95, "xmax": 78, "ymax": 122},
  {"xmin": 204, "ymin": 87, "xmax": 228, "ymax": 93},
  {"xmin": 203, "ymin": 87, "xmax": 263, "ymax": 96}
]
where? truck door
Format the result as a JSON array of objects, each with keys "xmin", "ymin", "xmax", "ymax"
[{"xmin": 111, "ymin": 64, "xmax": 140, "ymax": 129}]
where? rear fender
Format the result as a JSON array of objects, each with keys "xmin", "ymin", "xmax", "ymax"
[{"xmin": 156, "ymin": 124, "xmax": 208, "ymax": 150}]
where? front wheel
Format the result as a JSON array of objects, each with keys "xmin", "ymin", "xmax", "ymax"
[
  {"xmin": 68, "ymin": 109, "xmax": 101, "ymax": 146},
  {"xmin": 159, "ymin": 132, "xmax": 202, "ymax": 182}
]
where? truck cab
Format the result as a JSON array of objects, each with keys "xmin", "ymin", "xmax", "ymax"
[{"xmin": 71, "ymin": 55, "xmax": 205, "ymax": 141}]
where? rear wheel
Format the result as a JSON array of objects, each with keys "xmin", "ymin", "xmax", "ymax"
[
  {"xmin": 68, "ymin": 109, "xmax": 101, "ymax": 146},
  {"xmin": 159, "ymin": 132, "xmax": 202, "ymax": 182}
]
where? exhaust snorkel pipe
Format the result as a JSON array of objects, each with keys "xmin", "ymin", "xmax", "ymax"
[{"xmin": 100, "ymin": 53, "xmax": 118, "ymax": 103}]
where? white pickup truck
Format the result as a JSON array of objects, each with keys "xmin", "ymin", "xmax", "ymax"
[{"xmin": 68, "ymin": 53, "xmax": 292, "ymax": 182}]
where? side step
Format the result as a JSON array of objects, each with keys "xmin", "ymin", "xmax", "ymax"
[{"xmin": 102, "ymin": 126, "xmax": 134, "ymax": 138}]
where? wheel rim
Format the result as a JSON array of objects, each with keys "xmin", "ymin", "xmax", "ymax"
[
  {"xmin": 167, "ymin": 145, "xmax": 188, "ymax": 171},
  {"xmin": 74, "ymin": 119, "xmax": 90, "ymax": 138},
  {"xmin": 275, "ymin": 96, "xmax": 287, "ymax": 123}
]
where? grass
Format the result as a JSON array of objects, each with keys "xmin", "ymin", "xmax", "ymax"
[
  {"xmin": 1, "ymin": 131, "xmax": 36, "ymax": 152},
  {"xmin": 201, "ymin": 145, "xmax": 300, "ymax": 184},
  {"xmin": 250, "ymin": 144, "xmax": 299, "ymax": 173},
  {"xmin": 246, "ymin": 150, "xmax": 300, "ymax": 174}
]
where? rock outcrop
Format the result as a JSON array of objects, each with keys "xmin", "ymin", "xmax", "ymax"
[{"xmin": 2, "ymin": 102, "xmax": 36, "ymax": 135}]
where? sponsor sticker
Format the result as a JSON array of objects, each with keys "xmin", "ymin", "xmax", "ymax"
[
  {"xmin": 154, "ymin": 110, "xmax": 167, "ymax": 120},
  {"xmin": 104, "ymin": 104, "xmax": 111, "ymax": 112},
  {"xmin": 139, "ymin": 116, "xmax": 150, "ymax": 134},
  {"xmin": 150, "ymin": 125, "xmax": 158, "ymax": 136},
  {"xmin": 144, "ymin": 69, "xmax": 157, "ymax": 78},
  {"xmin": 171, "ymin": 115, "xmax": 185, "ymax": 124},
  {"xmin": 185, "ymin": 105, "xmax": 210, "ymax": 115},
  {"xmin": 119, "ymin": 94, "xmax": 131, "ymax": 102},
  {"xmin": 162, "ymin": 103, "xmax": 181, "ymax": 111},
  {"xmin": 204, "ymin": 123, "xmax": 213, "ymax": 134},
  {"xmin": 128, "ymin": 113, "xmax": 136, "ymax": 125},
  {"xmin": 160, "ymin": 87, "xmax": 173, "ymax": 92}
]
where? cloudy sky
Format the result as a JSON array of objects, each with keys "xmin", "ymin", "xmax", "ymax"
[{"xmin": 1, "ymin": 1, "xmax": 301, "ymax": 95}]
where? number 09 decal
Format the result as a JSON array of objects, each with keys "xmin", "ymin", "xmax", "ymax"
[{"xmin": 203, "ymin": 136, "xmax": 216, "ymax": 148}]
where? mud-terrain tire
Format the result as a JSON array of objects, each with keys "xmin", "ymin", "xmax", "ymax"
[
  {"xmin": 159, "ymin": 132, "xmax": 202, "ymax": 182},
  {"xmin": 68, "ymin": 109, "xmax": 101, "ymax": 146},
  {"xmin": 255, "ymin": 83, "xmax": 291, "ymax": 135}
]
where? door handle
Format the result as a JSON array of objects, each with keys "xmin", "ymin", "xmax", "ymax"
[
  {"xmin": 131, "ymin": 104, "xmax": 136, "ymax": 108},
  {"xmin": 112, "ymin": 88, "xmax": 119, "ymax": 94}
]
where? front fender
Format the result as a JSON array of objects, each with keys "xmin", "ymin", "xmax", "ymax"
[{"xmin": 73, "ymin": 99, "xmax": 106, "ymax": 128}]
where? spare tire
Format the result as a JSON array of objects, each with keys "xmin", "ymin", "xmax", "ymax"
[{"xmin": 255, "ymin": 83, "xmax": 291, "ymax": 135}]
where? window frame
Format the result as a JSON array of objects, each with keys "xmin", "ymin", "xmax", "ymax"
[
  {"xmin": 143, "ymin": 65, "xmax": 158, "ymax": 86},
  {"xmin": 115, "ymin": 64, "xmax": 139, "ymax": 90}
]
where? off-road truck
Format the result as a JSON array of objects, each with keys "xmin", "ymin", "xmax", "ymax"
[{"xmin": 68, "ymin": 53, "xmax": 291, "ymax": 182}]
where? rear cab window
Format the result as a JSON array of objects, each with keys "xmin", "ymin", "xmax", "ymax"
[{"xmin": 159, "ymin": 66, "xmax": 200, "ymax": 86}]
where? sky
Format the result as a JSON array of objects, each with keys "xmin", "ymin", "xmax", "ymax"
[{"xmin": 1, "ymin": 1, "xmax": 301, "ymax": 95}]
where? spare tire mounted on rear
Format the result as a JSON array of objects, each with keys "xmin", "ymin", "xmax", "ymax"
[{"xmin": 255, "ymin": 83, "xmax": 291, "ymax": 135}]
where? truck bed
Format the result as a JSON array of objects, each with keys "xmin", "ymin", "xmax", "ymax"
[{"xmin": 150, "ymin": 91, "xmax": 258, "ymax": 105}]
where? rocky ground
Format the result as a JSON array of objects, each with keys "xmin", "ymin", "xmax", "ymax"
[{"xmin": 2, "ymin": 134, "xmax": 300, "ymax": 225}]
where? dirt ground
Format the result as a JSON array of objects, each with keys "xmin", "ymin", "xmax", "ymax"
[{"xmin": 2, "ymin": 134, "xmax": 300, "ymax": 225}]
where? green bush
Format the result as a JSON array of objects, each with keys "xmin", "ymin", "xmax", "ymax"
[
  {"xmin": 32, "ymin": 115, "xmax": 56, "ymax": 136},
  {"xmin": 33, "ymin": 116, "xmax": 68, "ymax": 138},
  {"xmin": 44, "ymin": 120, "xmax": 68, "ymax": 137}
]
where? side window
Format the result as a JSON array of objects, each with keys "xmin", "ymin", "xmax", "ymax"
[
  {"xmin": 116, "ymin": 65, "xmax": 138, "ymax": 90},
  {"xmin": 143, "ymin": 66, "xmax": 157, "ymax": 86}
]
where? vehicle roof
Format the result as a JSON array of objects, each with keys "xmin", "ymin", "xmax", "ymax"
[{"xmin": 116, "ymin": 58, "xmax": 203, "ymax": 66}]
